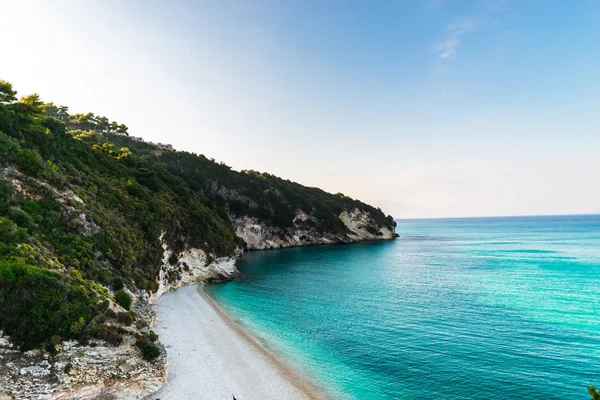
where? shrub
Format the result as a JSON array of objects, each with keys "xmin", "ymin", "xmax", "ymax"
[
  {"xmin": 116, "ymin": 311, "xmax": 132, "ymax": 326},
  {"xmin": 113, "ymin": 277, "xmax": 124, "ymax": 291},
  {"xmin": 114, "ymin": 289, "xmax": 131, "ymax": 310},
  {"xmin": 135, "ymin": 335, "xmax": 160, "ymax": 361},
  {"xmin": 0, "ymin": 217, "xmax": 27, "ymax": 244},
  {"xmin": 16, "ymin": 149, "xmax": 45, "ymax": 176},
  {"xmin": 136, "ymin": 319, "xmax": 148, "ymax": 329},
  {"xmin": 88, "ymin": 323, "xmax": 123, "ymax": 346},
  {"xmin": 7, "ymin": 207, "xmax": 34, "ymax": 228}
]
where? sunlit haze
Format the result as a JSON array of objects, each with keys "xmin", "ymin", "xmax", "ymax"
[{"xmin": 2, "ymin": 0, "xmax": 599, "ymax": 218}]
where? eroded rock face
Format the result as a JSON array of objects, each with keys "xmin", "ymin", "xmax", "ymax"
[
  {"xmin": 339, "ymin": 208, "xmax": 395, "ymax": 240},
  {"xmin": 233, "ymin": 208, "xmax": 395, "ymax": 250},
  {"xmin": 0, "ymin": 331, "xmax": 166, "ymax": 400},
  {"xmin": 148, "ymin": 232, "xmax": 242, "ymax": 303}
]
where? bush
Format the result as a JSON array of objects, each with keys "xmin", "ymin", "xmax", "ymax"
[
  {"xmin": 64, "ymin": 362, "xmax": 72, "ymax": 374},
  {"xmin": 114, "ymin": 289, "xmax": 132, "ymax": 310},
  {"xmin": 16, "ymin": 149, "xmax": 45, "ymax": 176},
  {"xmin": 136, "ymin": 334, "xmax": 160, "ymax": 361},
  {"xmin": 116, "ymin": 311, "xmax": 132, "ymax": 326},
  {"xmin": 7, "ymin": 207, "xmax": 34, "ymax": 228},
  {"xmin": 89, "ymin": 323, "xmax": 123, "ymax": 346},
  {"xmin": 136, "ymin": 319, "xmax": 149, "ymax": 329},
  {"xmin": 113, "ymin": 277, "xmax": 124, "ymax": 291}
]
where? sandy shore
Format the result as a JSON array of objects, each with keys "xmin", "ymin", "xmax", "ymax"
[{"xmin": 149, "ymin": 284, "xmax": 326, "ymax": 400}]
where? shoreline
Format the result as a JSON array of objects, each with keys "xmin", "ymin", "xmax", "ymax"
[
  {"xmin": 199, "ymin": 284, "xmax": 330, "ymax": 400},
  {"xmin": 149, "ymin": 283, "xmax": 329, "ymax": 400}
]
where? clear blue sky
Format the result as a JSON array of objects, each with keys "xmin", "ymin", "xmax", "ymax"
[{"xmin": 2, "ymin": 0, "xmax": 599, "ymax": 218}]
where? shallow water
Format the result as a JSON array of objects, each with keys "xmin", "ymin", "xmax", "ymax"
[{"xmin": 206, "ymin": 215, "xmax": 600, "ymax": 399}]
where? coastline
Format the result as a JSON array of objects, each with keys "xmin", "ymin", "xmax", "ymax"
[{"xmin": 149, "ymin": 283, "xmax": 329, "ymax": 400}]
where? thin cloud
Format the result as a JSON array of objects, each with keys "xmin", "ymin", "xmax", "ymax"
[
  {"xmin": 437, "ymin": 19, "xmax": 478, "ymax": 60},
  {"xmin": 435, "ymin": 0, "xmax": 509, "ymax": 61},
  {"xmin": 438, "ymin": 37, "xmax": 459, "ymax": 59}
]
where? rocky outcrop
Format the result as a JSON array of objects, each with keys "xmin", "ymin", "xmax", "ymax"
[
  {"xmin": 148, "ymin": 232, "xmax": 242, "ymax": 303},
  {"xmin": 0, "ymin": 331, "xmax": 166, "ymax": 400},
  {"xmin": 0, "ymin": 288, "xmax": 167, "ymax": 400},
  {"xmin": 234, "ymin": 208, "xmax": 396, "ymax": 250},
  {"xmin": 339, "ymin": 208, "xmax": 395, "ymax": 240}
]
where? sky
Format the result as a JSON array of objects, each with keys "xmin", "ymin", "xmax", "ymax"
[{"xmin": 1, "ymin": 0, "xmax": 599, "ymax": 218}]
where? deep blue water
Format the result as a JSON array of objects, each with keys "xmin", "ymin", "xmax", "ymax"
[{"xmin": 205, "ymin": 215, "xmax": 600, "ymax": 399}]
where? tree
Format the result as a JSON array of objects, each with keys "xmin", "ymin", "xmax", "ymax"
[
  {"xmin": 73, "ymin": 112, "xmax": 97, "ymax": 130},
  {"xmin": 116, "ymin": 123, "xmax": 128, "ymax": 136},
  {"xmin": 20, "ymin": 93, "xmax": 44, "ymax": 114},
  {"xmin": 96, "ymin": 116, "xmax": 109, "ymax": 133},
  {"xmin": 44, "ymin": 102, "xmax": 69, "ymax": 122},
  {"xmin": 79, "ymin": 112, "xmax": 96, "ymax": 124},
  {"xmin": 0, "ymin": 80, "xmax": 17, "ymax": 104}
]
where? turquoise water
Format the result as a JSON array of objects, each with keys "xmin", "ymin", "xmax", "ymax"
[{"xmin": 205, "ymin": 215, "xmax": 600, "ymax": 399}]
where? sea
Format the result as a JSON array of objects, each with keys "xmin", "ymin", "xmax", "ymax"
[{"xmin": 205, "ymin": 215, "xmax": 600, "ymax": 399}]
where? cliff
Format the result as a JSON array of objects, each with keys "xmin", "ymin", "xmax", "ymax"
[{"xmin": 0, "ymin": 80, "xmax": 395, "ymax": 399}]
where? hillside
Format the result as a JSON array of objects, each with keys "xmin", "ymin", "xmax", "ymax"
[{"xmin": 0, "ymin": 80, "xmax": 395, "ymax": 398}]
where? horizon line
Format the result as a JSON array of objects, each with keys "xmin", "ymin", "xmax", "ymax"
[{"xmin": 395, "ymin": 213, "xmax": 600, "ymax": 221}]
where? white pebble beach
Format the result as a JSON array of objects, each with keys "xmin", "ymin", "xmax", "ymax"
[{"xmin": 149, "ymin": 284, "xmax": 326, "ymax": 400}]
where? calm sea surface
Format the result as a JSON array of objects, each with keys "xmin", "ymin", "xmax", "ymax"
[{"xmin": 205, "ymin": 215, "xmax": 600, "ymax": 399}]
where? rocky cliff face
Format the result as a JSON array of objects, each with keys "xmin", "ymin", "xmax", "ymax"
[
  {"xmin": 0, "ymin": 291, "xmax": 167, "ymax": 400},
  {"xmin": 233, "ymin": 208, "xmax": 396, "ymax": 250},
  {"xmin": 0, "ymin": 331, "xmax": 166, "ymax": 400},
  {"xmin": 148, "ymin": 232, "xmax": 242, "ymax": 303}
]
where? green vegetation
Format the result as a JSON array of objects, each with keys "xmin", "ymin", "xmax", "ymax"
[
  {"xmin": 114, "ymin": 289, "xmax": 132, "ymax": 310},
  {"xmin": 135, "ymin": 332, "xmax": 161, "ymax": 361},
  {"xmin": 0, "ymin": 79, "xmax": 395, "ymax": 355},
  {"xmin": 590, "ymin": 387, "xmax": 600, "ymax": 400},
  {"xmin": 0, "ymin": 261, "xmax": 105, "ymax": 350}
]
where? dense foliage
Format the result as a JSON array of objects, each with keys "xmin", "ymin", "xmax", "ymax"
[
  {"xmin": 109, "ymin": 139, "xmax": 395, "ymax": 233},
  {"xmin": 0, "ymin": 79, "xmax": 394, "ymax": 352},
  {"xmin": 0, "ymin": 261, "xmax": 106, "ymax": 350}
]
